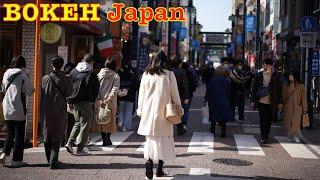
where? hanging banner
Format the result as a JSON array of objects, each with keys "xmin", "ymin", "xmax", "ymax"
[
  {"xmin": 179, "ymin": 27, "xmax": 187, "ymax": 40},
  {"xmin": 246, "ymin": 15, "xmax": 256, "ymax": 32},
  {"xmin": 137, "ymin": 32, "xmax": 150, "ymax": 73},
  {"xmin": 312, "ymin": 49, "xmax": 320, "ymax": 76}
]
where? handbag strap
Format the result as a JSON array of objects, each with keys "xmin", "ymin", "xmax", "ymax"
[
  {"xmin": 3, "ymin": 72, "xmax": 22, "ymax": 94},
  {"xmin": 166, "ymin": 71, "xmax": 173, "ymax": 104}
]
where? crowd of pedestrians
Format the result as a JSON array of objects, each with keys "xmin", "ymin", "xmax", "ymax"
[{"xmin": 0, "ymin": 53, "xmax": 310, "ymax": 179}]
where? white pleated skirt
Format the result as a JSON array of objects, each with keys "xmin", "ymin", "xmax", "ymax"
[{"xmin": 144, "ymin": 136, "xmax": 175, "ymax": 162}]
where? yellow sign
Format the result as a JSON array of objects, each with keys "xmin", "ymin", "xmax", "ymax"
[{"xmin": 40, "ymin": 23, "xmax": 62, "ymax": 44}]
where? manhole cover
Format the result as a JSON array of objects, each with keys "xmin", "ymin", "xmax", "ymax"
[{"xmin": 213, "ymin": 158, "xmax": 253, "ymax": 166}]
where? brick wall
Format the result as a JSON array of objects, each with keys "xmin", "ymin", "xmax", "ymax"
[{"xmin": 21, "ymin": 20, "xmax": 35, "ymax": 140}]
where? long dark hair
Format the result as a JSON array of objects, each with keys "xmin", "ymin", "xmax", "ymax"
[
  {"xmin": 145, "ymin": 51, "xmax": 168, "ymax": 75},
  {"xmin": 286, "ymin": 70, "xmax": 301, "ymax": 85}
]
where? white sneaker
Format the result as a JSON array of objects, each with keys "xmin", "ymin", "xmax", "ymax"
[
  {"xmin": 122, "ymin": 127, "xmax": 127, "ymax": 132},
  {"xmin": 0, "ymin": 153, "xmax": 7, "ymax": 164},
  {"xmin": 11, "ymin": 161, "xmax": 28, "ymax": 167},
  {"xmin": 65, "ymin": 142, "xmax": 74, "ymax": 154},
  {"xmin": 293, "ymin": 136, "xmax": 301, "ymax": 143}
]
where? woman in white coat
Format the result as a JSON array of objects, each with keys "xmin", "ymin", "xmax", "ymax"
[{"xmin": 137, "ymin": 51, "xmax": 181, "ymax": 179}]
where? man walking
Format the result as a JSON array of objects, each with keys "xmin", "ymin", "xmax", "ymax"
[
  {"xmin": 65, "ymin": 54, "xmax": 100, "ymax": 156},
  {"xmin": 41, "ymin": 55, "xmax": 73, "ymax": 169},
  {"xmin": 251, "ymin": 58, "xmax": 283, "ymax": 144}
]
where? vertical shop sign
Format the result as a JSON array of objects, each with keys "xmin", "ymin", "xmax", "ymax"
[{"xmin": 137, "ymin": 32, "xmax": 150, "ymax": 73}]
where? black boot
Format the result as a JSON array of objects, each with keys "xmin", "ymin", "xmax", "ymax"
[
  {"xmin": 210, "ymin": 122, "xmax": 215, "ymax": 134},
  {"xmin": 220, "ymin": 122, "xmax": 226, "ymax": 138},
  {"xmin": 177, "ymin": 123, "xmax": 184, "ymax": 135},
  {"xmin": 156, "ymin": 160, "xmax": 166, "ymax": 177},
  {"xmin": 102, "ymin": 133, "xmax": 113, "ymax": 146},
  {"xmin": 146, "ymin": 158, "xmax": 153, "ymax": 179}
]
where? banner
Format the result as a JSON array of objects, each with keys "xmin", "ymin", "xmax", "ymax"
[{"xmin": 245, "ymin": 16, "xmax": 256, "ymax": 32}]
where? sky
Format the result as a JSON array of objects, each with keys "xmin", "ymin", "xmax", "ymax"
[{"xmin": 193, "ymin": 0, "xmax": 232, "ymax": 32}]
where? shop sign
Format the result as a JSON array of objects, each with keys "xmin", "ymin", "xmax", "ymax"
[
  {"xmin": 245, "ymin": 15, "xmax": 256, "ymax": 32},
  {"xmin": 40, "ymin": 23, "xmax": 62, "ymax": 44},
  {"xmin": 300, "ymin": 32, "xmax": 317, "ymax": 48},
  {"xmin": 312, "ymin": 49, "xmax": 320, "ymax": 76}
]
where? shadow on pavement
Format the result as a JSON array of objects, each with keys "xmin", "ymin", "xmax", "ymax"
[{"xmin": 28, "ymin": 162, "xmax": 185, "ymax": 170}]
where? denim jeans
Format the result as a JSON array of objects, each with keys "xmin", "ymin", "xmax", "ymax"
[
  {"xmin": 3, "ymin": 120, "xmax": 26, "ymax": 162},
  {"xmin": 119, "ymin": 101, "xmax": 134, "ymax": 129},
  {"xmin": 182, "ymin": 95, "xmax": 193, "ymax": 126}
]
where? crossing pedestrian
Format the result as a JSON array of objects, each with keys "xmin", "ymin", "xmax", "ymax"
[
  {"xmin": 118, "ymin": 63, "xmax": 139, "ymax": 131},
  {"xmin": 92, "ymin": 57, "xmax": 120, "ymax": 146},
  {"xmin": 65, "ymin": 54, "xmax": 100, "ymax": 156},
  {"xmin": 137, "ymin": 51, "xmax": 181, "ymax": 179},
  {"xmin": 0, "ymin": 55, "xmax": 34, "ymax": 167},
  {"xmin": 40, "ymin": 55, "xmax": 73, "ymax": 169},
  {"xmin": 251, "ymin": 58, "xmax": 283, "ymax": 144},
  {"xmin": 205, "ymin": 66, "xmax": 233, "ymax": 137},
  {"xmin": 282, "ymin": 70, "xmax": 309, "ymax": 143},
  {"xmin": 171, "ymin": 61, "xmax": 189, "ymax": 135},
  {"xmin": 230, "ymin": 60, "xmax": 251, "ymax": 122},
  {"xmin": 181, "ymin": 62, "xmax": 198, "ymax": 132}
]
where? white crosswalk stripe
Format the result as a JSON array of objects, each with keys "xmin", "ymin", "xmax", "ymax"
[
  {"xmin": 89, "ymin": 131, "xmax": 134, "ymax": 151},
  {"xmin": 234, "ymin": 134, "xmax": 265, "ymax": 156},
  {"xmin": 275, "ymin": 136, "xmax": 319, "ymax": 159},
  {"xmin": 187, "ymin": 132, "xmax": 214, "ymax": 153},
  {"xmin": 136, "ymin": 142, "xmax": 145, "ymax": 152},
  {"xmin": 24, "ymin": 132, "xmax": 319, "ymax": 160},
  {"xmin": 189, "ymin": 168, "xmax": 211, "ymax": 176}
]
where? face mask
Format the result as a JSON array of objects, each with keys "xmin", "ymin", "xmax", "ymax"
[
  {"xmin": 238, "ymin": 66, "xmax": 242, "ymax": 70},
  {"xmin": 289, "ymin": 75, "xmax": 294, "ymax": 82}
]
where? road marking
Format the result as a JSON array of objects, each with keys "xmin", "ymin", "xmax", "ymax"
[
  {"xmin": 25, "ymin": 147, "xmax": 67, "ymax": 153},
  {"xmin": 242, "ymin": 127, "xmax": 261, "ymax": 134},
  {"xmin": 234, "ymin": 134, "xmax": 265, "ymax": 156},
  {"xmin": 90, "ymin": 131, "xmax": 134, "ymax": 151},
  {"xmin": 275, "ymin": 136, "xmax": 319, "ymax": 159},
  {"xmin": 136, "ymin": 142, "xmax": 145, "ymax": 152},
  {"xmin": 300, "ymin": 135, "xmax": 320, "ymax": 156},
  {"xmin": 189, "ymin": 168, "xmax": 211, "ymax": 176},
  {"xmin": 187, "ymin": 132, "xmax": 214, "ymax": 153}
]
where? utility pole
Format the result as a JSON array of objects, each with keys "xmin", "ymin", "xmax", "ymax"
[
  {"xmin": 242, "ymin": 0, "xmax": 247, "ymax": 62},
  {"xmin": 256, "ymin": 0, "xmax": 261, "ymax": 69}
]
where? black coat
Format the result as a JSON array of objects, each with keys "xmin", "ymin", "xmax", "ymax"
[
  {"xmin": 251, "ymin": 71, "xmax": 283, "ymax": 120},
  {"xmin": 41, "ymin": 71, "xmax": 73, "ymax": 142},
  {"xmin": 171, "ymin": 68, "xmax": 189, "ymax": 100},
  {"xmin": 118, "ymin": 69, "xmax": 139, "ymax": 102},
  {"xmin": 67, "ymin": 69, "xmax": 100, "ymax": 104}
]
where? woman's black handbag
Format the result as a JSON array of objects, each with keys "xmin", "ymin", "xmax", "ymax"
[{"xmin": 256, "ymin": 86, "xmax": 269, "ymax": 99}]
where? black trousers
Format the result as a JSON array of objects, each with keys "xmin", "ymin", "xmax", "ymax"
[
  {"xmin": 257, "ymin": 103, "xmax": 272, "ymax": 140},
  {"xmin": 44, "ymin": 138, "xmax": 62, "ymax": 164},
  {"xmin": 3, "ymin": 121, "xmax": 26, "ymax": 162},
  {"xmin": 233, "ymin": 93, "xmax": 246, "ymax": 120}
]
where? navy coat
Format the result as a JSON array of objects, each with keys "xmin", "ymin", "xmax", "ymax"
[{"xmin": 205, "ymin": 76, "xmax": 234, "ymax": 123}]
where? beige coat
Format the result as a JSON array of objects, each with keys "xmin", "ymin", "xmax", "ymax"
[
  {"xmin": 92, "ymin": 68, "xmax": 120, "ymax": 133},
  {"xmin": 282, "ymin": 83, "xmax": 308, "ymax": 136},
  {"xmin": 137, "ymin": 70, "xmax": 181, "ymax": 137}
]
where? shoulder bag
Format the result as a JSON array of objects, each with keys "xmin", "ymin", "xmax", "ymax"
[{"xmin": 164, "ymin": 71, "xmax": 184, "ymax": 125}]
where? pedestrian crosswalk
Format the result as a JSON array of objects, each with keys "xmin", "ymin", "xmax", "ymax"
[
  {"xmin": 234, "ymin": 134, "xmax": 265, "ymax": 156},
  {"xmin": 25, "ymin": 131, "xmax": 319, "ymax": 160}
]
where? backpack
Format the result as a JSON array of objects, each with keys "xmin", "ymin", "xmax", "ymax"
[{"xmin": 68, "ymin": 71, "xmax": 91, "ymax": 103}]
